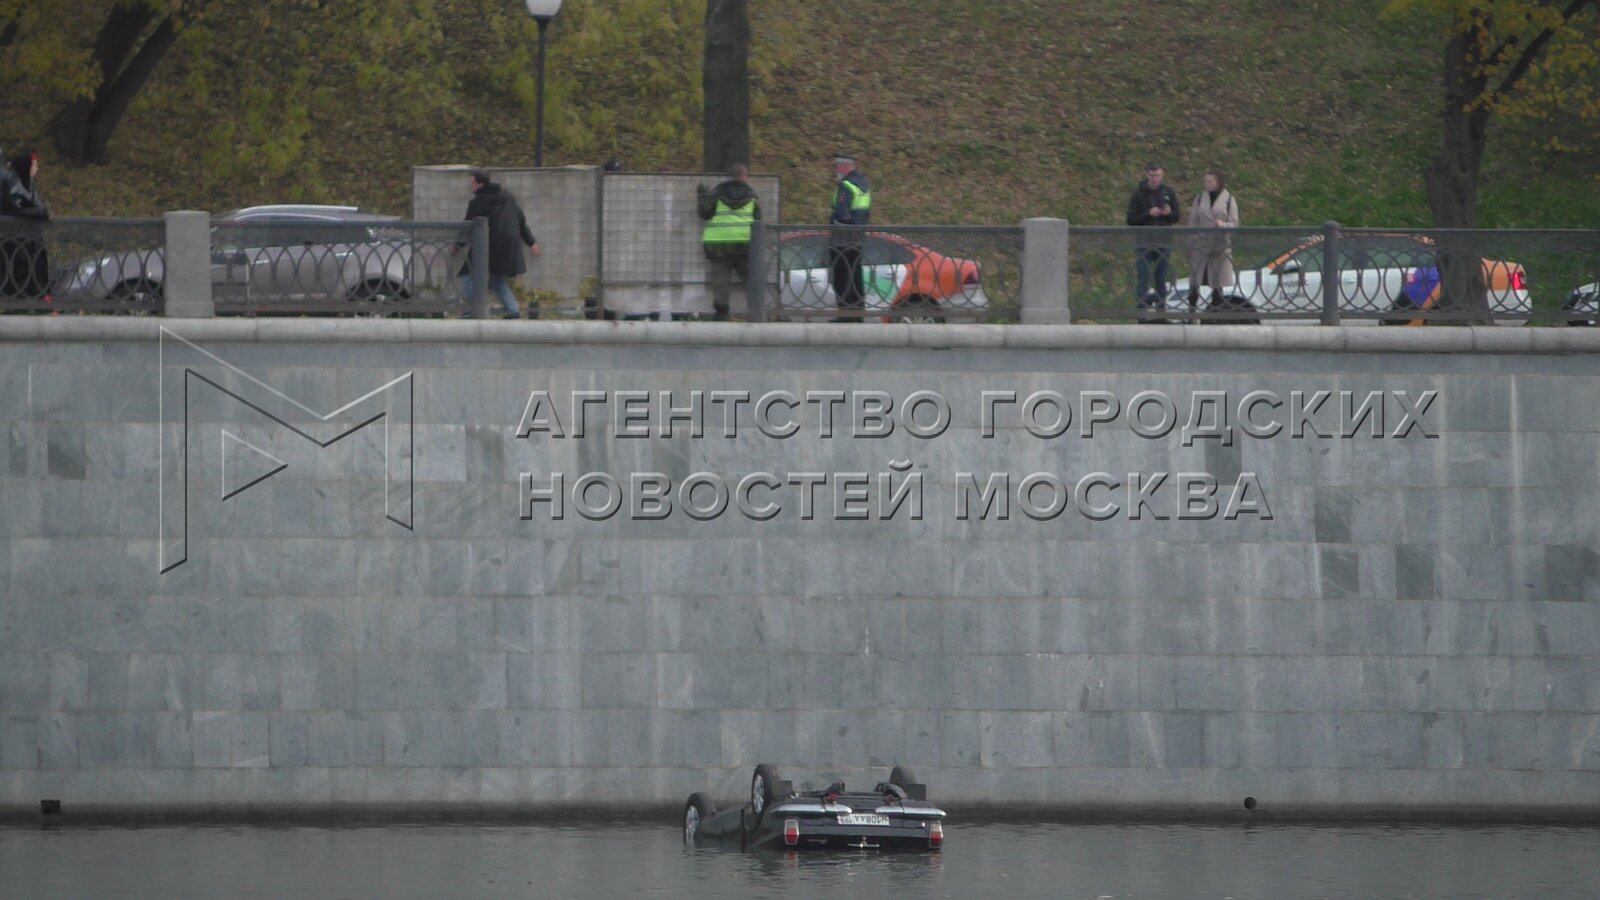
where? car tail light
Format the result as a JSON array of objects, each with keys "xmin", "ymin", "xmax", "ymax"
[
  {"xmin": 1511, "ymin": 270, "xmax": 1526, "ymax": 291},
  {"xmin": 784, "ymin": 819, "xmax": 800, "ymax": 846},
  {"xmin": 928, "ymin": 821, "xmax": 943, "ymax": 849}
]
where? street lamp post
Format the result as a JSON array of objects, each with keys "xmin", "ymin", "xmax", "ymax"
[{"xmin": 525, "ymin": 0, "xmax": 564, "ymax": 168}]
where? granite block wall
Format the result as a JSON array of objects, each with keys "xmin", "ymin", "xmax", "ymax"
[{"xmin": 1, "ymin": 319, "xmax": 1597, "ymax": 814}]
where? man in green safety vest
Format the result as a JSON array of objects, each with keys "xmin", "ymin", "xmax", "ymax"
[
  {"xmin": 697, "ymin": 162, "xmax": 761, "ymax": 322},
  {"xmin": 828, "ymin": 152, "xmax": 872, "ymax": 322}
]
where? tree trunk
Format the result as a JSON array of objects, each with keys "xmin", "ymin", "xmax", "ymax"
[
  {"xmin": 81, "ymin": 15, "xmax": 181, "ymax": 164},
  {"xmin": 1425, "ymin": 27, "xmax": 1493, "ymax": 322},
  {"xmin": 702, "ymin": 0, "xmax": 750, "ymax": 174},
  {"xmin": 48, "ymin": 4, "xmax": 182, "ymax": 164}
]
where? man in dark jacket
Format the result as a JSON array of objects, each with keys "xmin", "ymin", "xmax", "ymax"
[
  {"xmin": 828, "ymin": 152, "xmax": 872, "ymax": 322},
  {"xmin": 1125, "ymin": 161, "xmax": 1180, "ymax": 321},
  {"xmin": 697, "ymin": 162, "xmax": 760, "ymax": 321},
  {"xmin": 462, "ymin": 169, "xmax": 539, "ymax": 319},
  {"xmin": 1, "ymin": 150, "xmax": 52, "ymax": 303}
]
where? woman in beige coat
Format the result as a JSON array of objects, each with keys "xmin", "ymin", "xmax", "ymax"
[{"xmin": 1187, "ymin": 169, "xmax": 1240, "ymax": 310}]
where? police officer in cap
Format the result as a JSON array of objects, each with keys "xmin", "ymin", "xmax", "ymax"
[{"xmin": 828, "ymin": 151, "xmax": 872, "ymax": 322}]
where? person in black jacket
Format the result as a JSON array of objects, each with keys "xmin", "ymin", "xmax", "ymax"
[
  {"xmin": 828, "ymin": 152, "xmax": 872, "ymax": 322},
  {"xmin": 697, "ymin": 162, "xmax": 761, "ymax": 321},
  {"xmin": 1125, "ymin": 161, "xmax": 1180, "ymax": 321},
  {"xmin": 461, "ymin": 169, "xmax": 539, "ymax": 319},
  {"xmin": 1, "ymin": 151, "xmax": 53, "ymax": 303}
]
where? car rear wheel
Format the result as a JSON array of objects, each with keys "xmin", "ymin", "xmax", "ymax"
[
  {"xmin": 750, "ymin": 763, "xmax": 781, "ymax": 821},
  {"xmin": 683, "ymin": 792, "xmax": 716, "ymax": 845},
  {"xmin": 898, "ymin": 295, "xmax": 945, "ymax": 324},
  {"xmin": 345, "ymin": 278, "xmax": 410, "ymax": 317},
  {"xmin": 1561, "ymin": 292, "xmax": 1597, "ymax": 327},
  {"xmin": 108, "ymin": 281, "xmax": 162, "ymax": 316}
]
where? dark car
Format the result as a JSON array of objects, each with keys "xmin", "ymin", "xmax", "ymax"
[{"xmin": 682, "ymin": 763, "xmax": 946, "ymax": 851}]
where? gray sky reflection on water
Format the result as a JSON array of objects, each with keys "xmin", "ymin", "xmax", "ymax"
[{"xmin": 3, "ymin": 822, "xmax": 1598, "ymax": 899}]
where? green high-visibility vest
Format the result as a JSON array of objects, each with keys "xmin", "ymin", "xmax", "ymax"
[
  {"xmin": 841, "ymin": 179, "xmax": 872, "ymax": 213},
  {"xmin": 703, "ymin": 199, "xmax": 756, "ymax": 245}
]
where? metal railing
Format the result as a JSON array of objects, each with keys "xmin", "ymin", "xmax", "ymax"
[
  {"xmin": 6, "ymin": 212, "xmax": 1595, "ymax": 327},
  {"xmin": 752, "ymin": 224, "xmax": 1023, "ymax": 323},
  {"xmin": 210, "ymin": 220, "xmax": 481, "ymax": 317},
  {"xmin": 0, "ymin": 217, "xmax": 166, "ymax": 315},
  {"xmin": 0, "ymin": 217, "xmax": 489, "ymax": 318},
  {"xmin": 1066, "ymin": 224, "xmax": 1600, "ymax": 326}
]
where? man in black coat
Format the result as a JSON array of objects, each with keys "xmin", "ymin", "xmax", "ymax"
[
  {"xmin": 462, "ymin": 169, "xmax": 540, "ymax": 319},
  {"xmin": 1125, "ymin": 160, "xmax": 1180, "ymax": 321}
]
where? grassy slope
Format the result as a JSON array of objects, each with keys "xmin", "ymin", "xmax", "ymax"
[{"xmin": 8, "ymin": 0, "xmax": 1597, "ymax": 228}]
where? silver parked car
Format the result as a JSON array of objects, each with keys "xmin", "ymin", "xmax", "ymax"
[{"xmin": 55, "ymin": 205, "xmax": 462, "ymax": 315}]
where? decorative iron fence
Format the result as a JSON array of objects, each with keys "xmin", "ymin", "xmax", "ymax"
[
  {"xmin": 1065, "ymin": 225, "xmax": 1600, "ymax": 326},
  {"xmin": 0, "ymin": 217, "xmax": 166, "ymax": 315},
  {"xmin": 209, "ymin": 220, "xmax": 481, "ymax": 317},
  {"xmin": 7, "ymin": 212, "xmax": 1595, "ymax": 327},
  {"xmin": 0, "ymin": 217, "xmax": 488, "ymax": 318},
  {"xmin": 753, "ymin": 224, "xmax": 1023, "ymax": 323}
]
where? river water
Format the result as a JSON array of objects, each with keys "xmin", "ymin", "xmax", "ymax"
[{"xmin": 3, "ymin": 821, "xmax": 1596, "ymax": 898}]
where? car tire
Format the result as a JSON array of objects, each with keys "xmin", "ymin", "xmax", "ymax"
[
  {"xmin": 107, "ymin": 280, "xmax": 163, "ymax": 316},
  {"xmin": 683, "ymin": 792, "xmax": 716, "ymax": 845},
  {"xmin": 899, "ymin": 295, "xmax": 945, "ymax": 324},
  {"xmin": 889, "ymin": 765, "xmax": 919, "ymax": 789},
  {"xmin": 345, "ymin": 278, "xmax": 410, "ymax": 317},
  {"xmin": 750, "ymin": 763, "xmax": 781, "ymax": 822},
  {"xmin": 1561, "ymin": 293, "xmax": 1597, "ymax": 327}
]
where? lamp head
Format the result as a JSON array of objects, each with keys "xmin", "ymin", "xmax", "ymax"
[{"xmin": 526, "ymin": 0, "xmax": 563, "ymax": 22}]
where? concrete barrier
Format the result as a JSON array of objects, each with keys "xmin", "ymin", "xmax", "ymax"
[
  {"xmin": 412, "ymin": 166, "xmax": 782, "ymax": 317},
  {"xmin": 2, "ymin": 318, "xmax": 1597, "ymax": 817}
]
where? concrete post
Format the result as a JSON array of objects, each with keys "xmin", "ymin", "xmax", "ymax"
[
  {"xmin": 162, "ymin": 210, "xmax": 214, "ymax": 318},
  {"xmin": 469, "ymin": 216, "xmax": 489, "ymax": 319},
  {"xmin": 1021, "ymin": 217, "xmax": 1070, "ymax": 325},
  {"xmin": 746, "ymin": 223, "xmax": 767, "ymax": 322},
  {"xmin": 1320, "ymin": 220, "xmax": 1342, "ymax": 326}
]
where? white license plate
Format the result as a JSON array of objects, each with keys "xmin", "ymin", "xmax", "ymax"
[{"xmin": 837, "ymin": 813, "xmax": 890, "ymax": 827}]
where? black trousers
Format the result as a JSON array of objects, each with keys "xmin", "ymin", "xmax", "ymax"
[{"xmin": 829, "ymin": 244, "xmax": 865, "ymax": 320}]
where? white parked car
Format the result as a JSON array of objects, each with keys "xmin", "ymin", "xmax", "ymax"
[{"xmin": 1162, "ymin": 233, "xmax": 1531, "ymax": 325}]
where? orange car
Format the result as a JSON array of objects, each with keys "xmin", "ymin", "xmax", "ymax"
[{"xmin": 778, "ymin": 231, "xmax": 986, "ymax": 322}]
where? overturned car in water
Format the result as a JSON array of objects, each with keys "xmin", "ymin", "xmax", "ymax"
[{"xmin": 682, "ymin": 764, "xmax": 946, "ymax": 851}]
